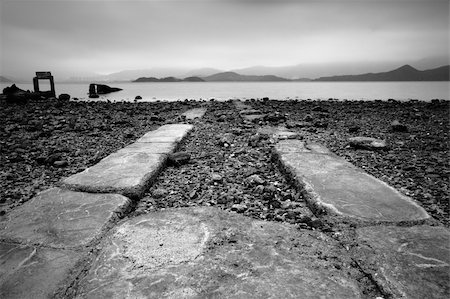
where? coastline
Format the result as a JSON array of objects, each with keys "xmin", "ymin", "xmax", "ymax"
[{"xmin": 0, "ymin": 98, "xmax": 448, "ymax": 227}]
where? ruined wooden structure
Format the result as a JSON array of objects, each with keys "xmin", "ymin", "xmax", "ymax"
[{"xmin": 33, "ymin": 71, "xmax": 56, "ymax": 97}]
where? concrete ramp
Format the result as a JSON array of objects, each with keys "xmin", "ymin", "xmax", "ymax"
[
  {"xmin": 274, "ymin": 140, "xmax": 429, "ymax": 222},
  {"xmin": 75, "ymin": 207, "xmax": 362, "ymax": 299}
]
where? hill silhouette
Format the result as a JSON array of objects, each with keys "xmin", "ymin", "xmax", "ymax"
[{"xmin": 315, "ymin": 65, "xmax": 449, "ymax": 81}]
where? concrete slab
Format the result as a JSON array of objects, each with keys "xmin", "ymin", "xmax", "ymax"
[
  {"xmin": 75, "ymin": 207, "xmax": 362, "ymax": 299},
  {"xmin": 0, "ymin": 241, "xmax": 82, "ymax": 299},
  {"xmin": 136, "ymin": 124, "xmax": 192, "ymax": 143},
  {"xmin": 275, "ymin": 140, "xmax": 331, "ymax": 154},
  {"xmin": 63, "ymin": 152, "xmax": 166, "ymax": 198},
  {"xmin": 275, "ymin": 142, "xmax": 429, "ymax": 222},
  {"xmin": 182, "ymin": 108, "xmax": 207, "ymax": 120},
  {"xmin": 258, "ymin": 126, "xmax": 300, "ymax": 140},
  {"xmin": 354, "ymin": 225, "xmax": 450, "ymax": 299},
  {"xmin": 0, "ymin": 188, "xmax": 130, "ymax": 248},
  {"xmin": 117, "ymin": 142, "xmax": 176, "ymax": 154}
]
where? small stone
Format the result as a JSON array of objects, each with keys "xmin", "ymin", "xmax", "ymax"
[
  {"xmin": 135, "ymin": 96, "xmax": 142, "ymax": 100},
  {"xmin": 53, "ymin": 160, "xmax": 68, "ymax": 168},
  {"xmin": 58, "ymin": 94, "xmax": 70, "ymax": 101},
  {"xmin": 231, "ymin": 204, "xmax": 247, "ymax": 213},
  {"xmin": 304, "ymin": 114, "xmax": 313, "ymax": 122},
  {"xmin": 152, "ymin": 189, "xmax": 167, "ymax": 199},
  {"xmin": 391, "ymin": 120, "xmax": 408, "ymax": 132},
  {"xmin": 348, "ymin": 126, "xmax": 360, "ymax": 133},
  {"xmin": 211, "ymin": 173, "xmax": 222, "ymax": 182},
  {"xmin": 167, "ymin": 152, "xmax": 191, "ymax": 166},
  {"xmin": 254, "ymin": 185, "xmax": 265, "ymax": 194},
  {"xmin": 348, "ymin": 137, "xmax": 387, "ymax": 150},
  {"xmin": 246, "ymin": 174, "xmax": 265, "ymax": 185}
]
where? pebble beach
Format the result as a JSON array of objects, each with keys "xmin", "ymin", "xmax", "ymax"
[{"xmin": 0, "ymin": 98, "xmax": 448, "ymax": 228}]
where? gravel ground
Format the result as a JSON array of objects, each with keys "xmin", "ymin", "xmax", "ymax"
[
  {"xmin": 0, "ymin": 99, "xmax": 199, "ymax": 213},
  {"xmin": 1, "ymin": 98, "xmax": 448, "ymax": 228},
  {"xmin": 134, "ymin": 101, "xmax": 317, "ymax": 228},
  {"xmin": 251, "ymin": 99, "xmax": 449, "ymax": 226}
]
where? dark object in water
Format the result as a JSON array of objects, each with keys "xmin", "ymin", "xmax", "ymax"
[{"xmin": 89, "ymin": 83, "xmax": 122, "ymax": 98}]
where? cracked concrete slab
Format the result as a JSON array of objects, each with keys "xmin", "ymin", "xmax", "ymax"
[
  {"xmin": 136, "ymin": 124, "xmax": 192, "ymax": 143},
  {"xmin": 0, "ymin": 241, "xmax": 82, "ymax": 299},
  {"xmin": 275, "ymin": 141, "xmax": 429, "ymax": 222},
  {"xmin": 63, "ymin": 152, "xmax": 166, "ymax": 198},
  {"xmin": 182, "ymin": 108, "xmax": 207, "ymax": 120},
  {"xmin": 75, "ymin": 207, "xmax": 362, "ymax": 299},
  {"xmin": 63, "ymin": 124, "xmax": 192, "ymax": 197},
  {"xmin": 116, "ymin": 142, "xmax": 176, "ymax": 154},
  {"xmin": 275, "ymin": 140, "xmax": 331, "ymax": 154},
  {"xmin": 353, "ymin": 225, "xmax": 450, "ymax": 299},
  {"xmin": 0, "ymin": 188, "xmax": 130, "ymax": 248}
]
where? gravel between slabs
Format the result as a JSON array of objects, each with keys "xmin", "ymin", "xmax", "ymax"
[{"xmin": 134, "ymin": 101, "xmax": 323, "ymax": 229}]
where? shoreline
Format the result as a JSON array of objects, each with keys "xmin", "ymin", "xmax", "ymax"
[{"xmin": 0, "ymin": 98, "xmax": 448, "ymax": 227}]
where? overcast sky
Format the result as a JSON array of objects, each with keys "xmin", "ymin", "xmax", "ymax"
[{"xmin": 1, "ymin": 0, "xmax": 449, "ymax": 79}]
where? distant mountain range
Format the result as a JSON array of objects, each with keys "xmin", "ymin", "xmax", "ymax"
[
  {"xmin": 0, "ymin": 76, "xmax": 13, "ymax": 83},
  {"xmin": 315, "ymin": 65, "xmax": 449, "ymax": 81},
  {"xmin": 134, "ymin": 76, "xmax": 204, "ymax": 82},
  {"xmin": 2, "ymin": 62, "xmax": 449, "ymax": 83},
  {"xmin": 132, "ymin": 65, "xmax": 449, "ymax": 82}
]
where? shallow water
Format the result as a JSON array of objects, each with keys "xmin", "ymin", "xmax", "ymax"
[{"xmin": 1, "ymin": 81, "xmax": 449, "ymax": 102}]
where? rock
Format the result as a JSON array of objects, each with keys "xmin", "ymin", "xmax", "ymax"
[
  {"xmin": 135, "ymin": 96, "xmax": 142, "ymax": 100},
  {"xmin": 264, "ymin": 112, "xmax": 286, "ymax": 123},
  {"xmin": 239, "ymin": 109, "xmax": 262, "ymax": 115},
  {"xmin": 313, "ymin": 121, "xmax": 328, "ymax": 128},
  {"xmin": 167, "ymin": 152, "xmax": 191, "ymax": 166},
  {"xmin": 348, "ymin": 137, "xmax": 387, "ymax": 150},
  {"xmin": 391, "ymin": 120, "xmax": 408, "ymax": 132},
  {"xmin": 45, "ymin": 153, "xmax": 62, "ymax": 165},
  {"xmin": 53, "ymin": 160, "xmax": 68, "ymax": 168},
  {"xmin": 2, "ymin": 84, "xmax": 25, "ymax": 95},
  {"xmin": 58, "ymin": 94, "xmax": 70, "ymax": 101},
  {"xmin": 348, "ymin": 126, "xmax": 360, "ymax": 133},
  {"xmin": 231, "ymin": 203, "xmax": 247, "ymax": 213},
  {"xmin": 152, "ymin": 189, "xmax": 168, "ymax": 199},
  {"xmin": 2, "ymin": 84, "xmax": 28, "ymax": 104},
  {"xmin": 246, "ymin": 174, "xmax": 265, "ymax": 185},
  {"xmin": 211, "ymin": 173, "xmax": 222, "ymax": 182},
  {"xmin": 312, "ymin": 106, "xmax": 328, "ymax": 113},
  {"xmin": 304, "ymin": 114, "xmax": 313, "ymax": 122}
]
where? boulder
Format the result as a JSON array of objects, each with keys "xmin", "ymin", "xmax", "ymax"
[
  {"xmin": 348, "ymin": 137, "xmax": 387, "ymax": 150},
  {"xmin": 391, "ymin": 120, "xmax": 408, "ymax": 132},
  {"xmin": 2, "ymin": 84, "xmax": 28, "ymax": 104},
  {"xmin": 58, "ymin": 94, "xmax": 70, "ymax": 101}
]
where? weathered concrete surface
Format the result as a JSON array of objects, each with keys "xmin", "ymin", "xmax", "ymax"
[
  {"xmin": 136, "ymin": 124, "xmax": 193, "ymax": 143},
  {"xmin": 0, "ymin": 188, "xmax": 130, "ymax": 248},
  {"xmin": 0, "ymin": 241, "xmax": 82, "ymax": 299},
  {"xmin": 182, "ymin": 108, "xmax": 207, "ymax": 120},
  {"xmin": 275, "ymin": 140, "xmax": 331, "ymax": 154},
  {"xmin": 63, "ymin": 152, "xmax": 166, "ymax": 198},
  {"xmin": 353, "ymin": 225, "xmax": 450, "ymax": 298},
  {"xmin": 63, "ymin": 124, "xmax": 193, "ymax": 197},
  {"xmin": 116, "ymin": 142, "xmax": 176, "ymax": 154},
  {"xmin": 257, "ymin": 126, "xmax": 300, "ymax": 140},
  {"xmin": 75, "ymin": 207, "xmax": 362, "ymax": 298},
  {"xmin": 275, "ymin": 141, "xmax": 429, "ymax": 222}
]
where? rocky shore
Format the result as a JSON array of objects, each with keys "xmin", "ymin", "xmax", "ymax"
[{"xmin": 1, "ymin": 98, "xmax": 448, "ymax": 227}]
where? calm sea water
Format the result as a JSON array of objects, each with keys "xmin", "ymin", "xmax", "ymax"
[{"xmin": 1, "ymin": 81, "xmax": 449, "ymax": 102}]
